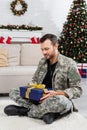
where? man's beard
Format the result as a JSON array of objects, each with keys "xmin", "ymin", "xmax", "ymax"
[{"xmin": 44, "ymin": 54, "xmax": 55, "ymax": 60}]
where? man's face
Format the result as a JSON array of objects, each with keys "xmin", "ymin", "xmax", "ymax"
[{"xmin": 41, "ymin": 39, "xmax": 57, "ymax": 60}]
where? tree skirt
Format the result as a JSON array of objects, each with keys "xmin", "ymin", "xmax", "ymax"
[{"xmin": 0, "ymin": 98, "xmax": 87, "ymax": 130}]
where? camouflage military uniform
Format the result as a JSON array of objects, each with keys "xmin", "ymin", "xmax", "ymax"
[{"xmin": 9, "ymin": 53, "xmax": 82, "ymax": 119}]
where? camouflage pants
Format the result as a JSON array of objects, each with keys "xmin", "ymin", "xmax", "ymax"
[{"xmin": 9, "ymin": 88, "xmax": 73, "ymax": 119}]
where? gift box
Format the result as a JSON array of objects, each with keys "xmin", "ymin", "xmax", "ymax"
[
  {"xmin": 20, "ymin": 86, "xmax": 44, "ymax": 101},
  {"xmin": 29, "ymin": 88, "xmax": 44, "ymax": 102},
  {"xmin": 77, "ymin": 63, "xmax": 87, "ymax": 78}
]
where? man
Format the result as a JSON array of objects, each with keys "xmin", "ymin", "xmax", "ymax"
[{"xmin": 4, "ymin": 34, "xmax": 82, "ymax": 124}]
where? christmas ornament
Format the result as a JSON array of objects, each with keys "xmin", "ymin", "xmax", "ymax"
[
  {"xmin": 10, "ymin": 0, "xmax": 28, "ymax": 16},
  {"xmin": 6, "ymin": 37, "xmax": 12, "ymax": 44},
  {"xmin": 0, "ymin": 36, "xmax": 4, "ymax": 43},
  {"xmin": 0, "ymin": 24, "xmax": 43, "ymax": 31}
]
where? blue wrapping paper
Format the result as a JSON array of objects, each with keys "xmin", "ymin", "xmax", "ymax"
[
  {"xmin": 20, "ymin": 86, "xmax": 28, "ymax": 98},
  {"xmin": 29, "ymin": 88, "xmax": 44, "ymax": 101}
]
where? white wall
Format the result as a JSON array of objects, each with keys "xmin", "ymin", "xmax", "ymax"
[{"xmin": 0, "ymin": 0, "xmax": 87, "ymax": 36}]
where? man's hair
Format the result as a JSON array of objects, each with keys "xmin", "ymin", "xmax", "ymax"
[{"xmin": 40, "ymin": 34, "xmax": 58, "ymax": 45}]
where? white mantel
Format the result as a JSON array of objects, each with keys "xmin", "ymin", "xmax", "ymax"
[{"xmin": 0, "ymin": 29, "xmax": 42, "ymax": 43}]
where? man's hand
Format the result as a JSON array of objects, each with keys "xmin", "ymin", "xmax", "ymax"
[{"xmin": 40, "ymin": 90, "xmax": 68, "ymax": 102}]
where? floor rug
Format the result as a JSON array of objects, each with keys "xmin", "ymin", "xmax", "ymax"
[{"xmin": 0, "ymin": 98, "xmax": 87, "ymax": 130}]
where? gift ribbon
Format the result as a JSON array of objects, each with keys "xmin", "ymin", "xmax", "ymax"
[
  {"xmin": 25, "ymin": 83, "xmax": 47, "ymax": 99},
  {"xmin": 25, "ymin": 87, "xmax": 33, "ymax": 99},
  {"xmin": 28, "ymin": 83, "xmax": 46, "ymax": 89}
]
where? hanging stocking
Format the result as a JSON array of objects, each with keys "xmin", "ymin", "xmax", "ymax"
[
  {"xmin": 6, "ymin": 36, "xmax": 12, "ymax": 44},
  {"xmin": 31, "ymin": 37, "xmax": 37, "ymax": 44},
  {"xmin": 0, "ymin": 36, "xmax": 5, "ymax": 43},
  {"xmin": 36, "ymin": 37, "xmax": 40, "ymax": 44}
]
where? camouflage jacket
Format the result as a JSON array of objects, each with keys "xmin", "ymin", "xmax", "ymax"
[{"xmin": 32, "ymin": 53, "xmax": 82, "ymax": 99}]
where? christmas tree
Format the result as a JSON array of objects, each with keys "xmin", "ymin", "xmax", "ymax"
[{"xmin": 58, "ymin": 0, "xmax": 87, "ymax": 63}]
